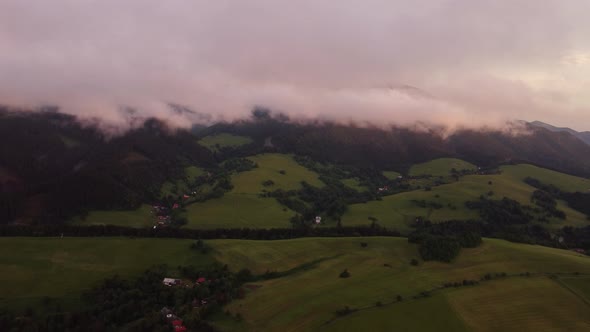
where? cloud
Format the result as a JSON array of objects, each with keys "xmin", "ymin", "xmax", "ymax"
[{"xmin": 1, "ymin": 0, "xmax": 590, "ymax": 130}]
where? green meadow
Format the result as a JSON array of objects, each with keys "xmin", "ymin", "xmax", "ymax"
[
  {"xmin": 0, "ymin": 237, "xmax": 213, "ymax": 310},
  {"xmin": 198, "ymin": 133, "xmax": 253, "ymax": 152},
  {"xmin": 1, "ymin": 237, "xmax": 589, "ymax": 331},
  {"xmin": 184, "ymin": 154, "xmax": 322, "ymax": 229},
  {"xmin": 409, "ymin": 158, "xmax": 477, "ymax": 177},
  {"xmin": 210, "ymin": 237, "xmax": 590, "ymax": 332},
  {"xmin": 382, "ymin": 170, "xmax": 402, "ymax": 180},
  {"xmin": 341, "ymin": 178, "xmax": 368, "ymax": 192},
  {"xmin": 343, "ymin": 163, "xmax": 590, "ymax": 231},
  {"xmin": 71, "ymin": 204, "xmax": 154, "ymax": 228}
]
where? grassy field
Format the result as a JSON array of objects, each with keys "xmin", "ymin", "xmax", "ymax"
[
  {"xmin": 341, "ymin": 178, "xmax": 368, "ymax": 192},
  {"xmin": 323, "ymin": 294, "xmax": 469, "ymax": 332},
  {"xmin": 501, "ymin": 164, "xmax": 590, "ymax": 192},
  {"xmin": 209, "ymin": 237, "xmax": 590, "ymax": 332},
  {"xmin": 0, "ymin": 237, "xmax": 213, "ymax": 310},
  {"xmin": 232, "ymin": 154, "xmax": 324, "ymax": 194},
  {"xmin": 71, "ymin": 204, "xmax": 154, "ymax": 228},
  {"xmin": 184, "ymin": 194, "xmax": 294, "ymax": 229},
  {"xmin": 447, "ymin": 277, "xmax": 590, "ymax": 331},
  {"xmin": 184, "ymin": 154, "xmax": 322, "ymax": 229},
  {"xmin": 1, "ymin": 237, "xmax": 589, "ymax": 331},
  {"xmin": 382, "ymin": 171, "xmax": 401, "ymax": 180},
  {"xmin": 198, "ymin": 133, "xmax": 253, "ymax": 152},
  {"xmin": 343, "ymin": 164, "xmax": 590, "ymax": 231},
  {"xmin": 409, "ymin": 158, "xmax": 477, "ymax": 177}
]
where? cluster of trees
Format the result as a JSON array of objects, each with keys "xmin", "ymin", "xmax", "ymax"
[
  {"xmin": 0, "ymin": 263, "xmax": 241, "ymax": 331},
  {"xmin": 408, "ymin": 220, "xmax": 482, "ymax": 262},
  {"xmin": 525, "ymin": 177, "xmax": 590, "ymax": 219},
  {"xmin": 531, "ymin": 190, "xmax": 566, "ymax": 219},
  {"xmin": 465, "ymin": 197, "xmax": 533, "ymax": 225},
  {"xmin": 0, "ymin": 224, "xmax": 401, "ymax": 240}
]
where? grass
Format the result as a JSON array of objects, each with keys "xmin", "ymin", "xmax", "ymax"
[
  {"xmin": 447, "ymin": 277, "xmax": 590, "ymax": 331},
  {"xmin": 0, "ymin": 237, "xmax": 213, "ymax": 310},
  {"xmin": 343, "ymin": 164, "xmax": 590, "ymax": 231},
  {"xmin": 2, "ymin": 237, "xmax": 590, "ymax": 331},
  {"xmin": 209, "ymin": 237, "xmax": 590, "ymax": 332},
  {"xmin": 341, "ymin": 178, "xmax": 368, "ymax": 192},
  {"xmin": 323, "ymin": 294, "xmax": 469, "ymax": 332},
  {"xmin": 71, "ymin": 204, "xmax": 154, "ymax": 228},
  {"xmin": 409, "ymin": 158, "xmax": 477, "ymax": 177},
  {"xmin": 501, "ymin": 164, "xmax": 590, "ymax": 193},
  {"xmin": 382, "ymin": 171, "xmax": 401, "ymax": 180},
  {"xmin": 232, "ymin": 154, "xmax": 324, "ymax": 194},
  {"xmin": 198, "ymin": 133, "xmax": 253, "ymax": 152},
  {"xmin": 560, "ymin": 276, "xmax": 590, "ymax": 303},
  {"xmin": 161, "ymin": 165, "xmax": 205, "ymax": 197},
  {"xmin": 184, "ymin": 154, "xmax": 322, "ymax": 229},
  {"xmin": 184, "ymin": 194, "xmax": 295, "ymax": 229}
]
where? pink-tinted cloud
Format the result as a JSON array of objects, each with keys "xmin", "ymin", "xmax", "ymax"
[{"xmin": 1, "ymin": 0, "xmax": 589, "ymax": 130}]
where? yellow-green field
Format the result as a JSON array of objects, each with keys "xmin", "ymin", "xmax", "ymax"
[
  {"xmin": 184, "ymin": 154, "xmax": 323, "ymax": 228},
  {"xmin": 343, "ymin": 163, "xmax": 590, "ymax": 231}
]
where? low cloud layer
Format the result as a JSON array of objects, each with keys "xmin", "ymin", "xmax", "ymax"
[{"xmin": 1, "ymin": 0, "xmax": 590, "ymax": 131}]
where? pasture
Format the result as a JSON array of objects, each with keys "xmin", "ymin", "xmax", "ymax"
[
  {"xmin": 1, "ymin": 237, "xmax": 589, "ymax": 331},
  {"xmin": 209, "ymin": 237, "xmax": 590, "ymax": 332},
  {"xmin": 382, "ymin": 170, "xmax": 401, "ymax": 180},
  {"xmin": 0, "ymin": 237, "xmax": 212, "ymax": 310},
  {"xmin": 71, "ymin": 204, "xmax": 154, "ymax": 228},
  {"xmin": 343, "ymin": 164, "xmax": 590, "ymax": 231},
  {"xmin": 409, "ymin": 158, "xmax": 477, "ymax": 177},
  {"xmin": 184, "ymin": 154, "xmax": 322, "ymax": 228}
]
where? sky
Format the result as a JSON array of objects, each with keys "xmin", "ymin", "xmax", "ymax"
[{"xmin": 1, "ymin": 0, "xmax": 590, "ymax": 131}]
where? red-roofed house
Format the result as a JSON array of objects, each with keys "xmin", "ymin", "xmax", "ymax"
[
  {"xmin": 172, "ymin": 203, "xmax": 180, "ymax": 209},
  {"xmin": 196, "ymin": 277, "xmax": 206, "ymax": 283},
  {"xmin": 172, "ymin": 320, "xmax": 183, "ymax": 326},
  {"xmin": 174, "ymin": 326, "xmax": 187, "ymax": 332}
]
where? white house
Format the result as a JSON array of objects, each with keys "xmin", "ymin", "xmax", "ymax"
[
  {"xmin": 315, "ymin": 216, "xmax": 322, "ymax": 224},
  {"xmin": 163, "ymin": 278, "xmax": 180, "ymax": 286}
]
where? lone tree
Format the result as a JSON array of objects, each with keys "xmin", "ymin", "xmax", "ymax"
[{"xmin": 339, "ymin": 269, "xmax": 351, "ymax": 278}]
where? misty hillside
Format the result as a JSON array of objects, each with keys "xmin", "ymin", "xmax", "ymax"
[
  {"xmin": 2, "ymin": 109, "xmax": 590, "ymax": 224},
  {"xmin": 530, "ymin": 120, "xmax": 590, "ymax": 145}
]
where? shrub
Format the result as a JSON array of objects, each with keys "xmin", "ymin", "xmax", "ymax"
[
  {"xmin": 410, "ymin": 258, "xmax": 419, "ymax": 266},
  {"xmin": 360, "ymin": 242, "xmax": 368, "ymax": 248},
  {"xmin": 339, "ymin": 269, "xmax": 351, "ymax": 278}
]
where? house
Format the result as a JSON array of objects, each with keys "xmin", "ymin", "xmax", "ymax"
[
  {"xmin": 172, "ymin": 203, "xmax": 180, "ymax": 209},
  {"xmin": 163, "ymin": 278, "xmax": 180, "ymax": 286},
  {"xmin": 315, "ymin": 216, "xmax": 321, "ymax": 224},
  {"xmin": 174, "ymin": 326, "xmax": 187, "ymax": 332},
  {"xmin": 172, "ymin": 320, "xmax": 183, "ymax": 327},
  {"xmin": 183, "ymin": 194, "xmax": 190, "ymax": 200},
  {"xmin": 196, "ymin": 277, "xmax": 207, "ymax": 284}
]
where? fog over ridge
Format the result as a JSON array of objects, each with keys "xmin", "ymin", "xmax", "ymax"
[{"xmin": 1, "ymin": 0, "xmax": 590, "ymax": 131}]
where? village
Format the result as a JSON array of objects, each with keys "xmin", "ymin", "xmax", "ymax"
[{"xmin": 159, "ymin": 276, "xmax": 213, "ymax": 332}]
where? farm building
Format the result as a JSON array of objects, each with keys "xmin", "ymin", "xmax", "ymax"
[{"xmin": 163, "ymin": 278, "xmax": 180, "ymax": 286}]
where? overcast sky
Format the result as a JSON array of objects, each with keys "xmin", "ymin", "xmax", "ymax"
[{"xmin": 1, "ymin": 0, "xmax": 590, "ymax": 130}]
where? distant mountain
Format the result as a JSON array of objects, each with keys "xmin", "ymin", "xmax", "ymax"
[
  {"xmin": 529, "ymin": 121, "xmax": 590, "ymax": 145},
  {"xmin": 3, "ymin": 108, "xmax": 590, "ymax": 224}
]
